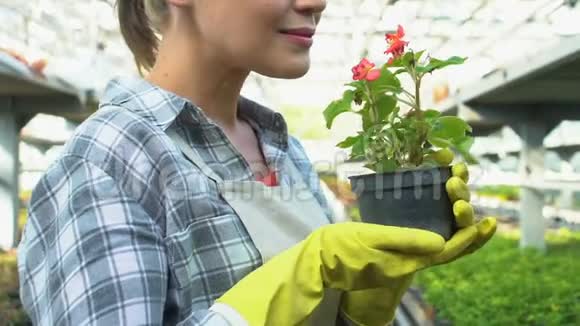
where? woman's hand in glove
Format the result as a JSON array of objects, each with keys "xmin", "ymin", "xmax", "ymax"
[
  {"xmin": 215, "ymin": 222, "xmax": 449, "ymax": 326},
  {"xmin": 340, "ymin": 158, "xmax": 497, "ymax": 326}
]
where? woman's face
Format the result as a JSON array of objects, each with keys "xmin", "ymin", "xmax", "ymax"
[{"xmin": 172, "ymin": 0, "xmax": 326, "ymax": 78}]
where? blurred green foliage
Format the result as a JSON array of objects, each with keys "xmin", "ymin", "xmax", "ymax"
[
  {"xmin": 474, "ymin": 185, "xmax": 520, "ymax": 201},
  {"xmin": 0, "ymin": 251, "xmax": 30, "ymax": 325},
  {"xmin": 0, "ymin": 209, "xmax": 30, "ymax": 325},
  {"xmin": 415, "ymin": 229, "xmax": 580, "ymax": 325},
  {"xmin": 474, "ymin": 186, "xmax": 580, "ymax": 208}
]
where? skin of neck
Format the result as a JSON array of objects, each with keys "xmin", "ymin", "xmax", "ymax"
[{"xmin": 146, "ymin": 13, "xmax": 249, "ymax": 132}]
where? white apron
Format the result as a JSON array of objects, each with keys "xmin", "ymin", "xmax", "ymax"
[{"xmin": 167, "ymin": 129, "xmax": 343, "ymax": 326}]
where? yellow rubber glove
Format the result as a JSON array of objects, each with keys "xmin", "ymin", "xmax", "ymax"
[
  {"xmin": 215, "ymin": 219, "xmax": 486, "ymax": 325},
  {"xmin": 340, "ymin": 218, "xmax": 496, "ymax": 326},
  {"xmin": 340, "ymin": 273, "xmax": 416, "ymax": 326},
  {"xmin": 340, "ymin": 152, "xmax": 497, "ymax": 326}
]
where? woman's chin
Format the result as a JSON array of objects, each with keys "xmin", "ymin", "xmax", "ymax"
[
  {"xmin": 279, "ymin": 66, "xmax": 309, "ymax": 79},
  {"xmin": 261, "ymin": 62, "xmax": 310, "ymax": 79}
]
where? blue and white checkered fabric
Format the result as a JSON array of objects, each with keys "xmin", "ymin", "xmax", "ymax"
[{"xmin": 17, "ymin": 76, "xmax": 334, "ymax": 325}]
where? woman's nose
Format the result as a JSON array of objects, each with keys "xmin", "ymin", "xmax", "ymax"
[{"xmin": 294, "ymin": 0, "xmax": 327, "ymax": 14}]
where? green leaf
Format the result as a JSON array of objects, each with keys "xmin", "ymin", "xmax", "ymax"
[
  {"xmin": 343, "ymin": 88, "xmax": 356, "ymax": 102},
  {"xmin": 336, "ymin": 135, "xmax": 362, "ymax": 149},
  {"xmin": 386, "ymin": 57, "xmax": 404, "ymax": 68},
  {"xmin": 416, "ymin": 56, "xmax": 467, "ymax": 74},
  {"xmin": 369, "ymin": 66, "xmax": 401, "ymax": 95},
  {"xmin": 393, "ymin": 68, "xmax": 407, "ymax": 76},
  {"xmin": 455, "ymin": 135, "xmax": 474, "ymax": 152},
  {"xmin": 345, "ymin": 80, "xmax": 364, "ymax": 89},
  {"xmin": 357, "ymin": 102, "xmax": 373, "ymax": 130},
  {"xmin": 351, "ymin": 135, "xmax": 366, "ymax": 159},
  {"xmin": 365, "ymin": 159, "xmax": 398, "ymax": 173},
  {"xmin": 414, "ymin": 50, "xmax": 426, "ymax": 62},
  {"xmin": 402, "ymin": 52, "xmax": 415, "ymax": 66},
  {"xmin": 339, "ymin": 133, "xmax": 367, "ymax": 161},
  {"xmin": 385, "ymin": 52, "xmax": 414, "ymax": 68},
  {"xmin": 429, "ymin": 116, "xmax": 472, "ymax": 143},
  {"xmin": 389, "ymin": 106, "xmax": 400, "ymax": 124},
  {"xmin": 427, "ymin": 136, "xmax": 453, "ymax": 148},
  {"xmin": 344, "ymin": 82, "xmax": 366, "ymax": 103},
  {"xmin": 453, "ymin": 136, "xmax": 478, "ymax": 164},
  {"xmin": 374, "ymin": 95, "xmax": 397, "ymax": 122},
  {"xmin": 424, "ymin": 109, "xmax": 441, "ymax": 121},
  {"xmin": 323, "ymin": 90, "xmax": 354, "ymax": 129},
  {"xmin": 383, "ymin": 127, "xmax": 401, "ymax": 156}
]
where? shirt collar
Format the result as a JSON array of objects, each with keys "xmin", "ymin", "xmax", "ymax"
[{"xmin": 99, "ymin": 76, "xmax": 288, "ymax": 143}]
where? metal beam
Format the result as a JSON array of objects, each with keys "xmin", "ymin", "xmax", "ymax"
[
  {"xmin": 454, "ymin": 35, "xmax": 580, "ymax": 107},
  {"xmin": 433, "ymin": 0, "xmax": 560, "ymax": 58},
  {"xmin": 537, "ymin": 104, "xmax": 580, "ymax": 123},
  {"xmin": 0, "ymin": 95, "xmax": 85, "ymax": 115},
  {"xmin": 0, "ymin": 55, "xmax": 82, "ymax": 98},
  {"xmin": 450, "ymin": 102, "xmax": 579, "ymax": 137},
  {"xmin": 451, "ymin": 103, "xmax": 534, "ymax": 137}
]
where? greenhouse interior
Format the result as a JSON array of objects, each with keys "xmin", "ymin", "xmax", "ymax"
[{"xmin": 1, "ymin": 0, "xmax": 579, "ymax": 325}]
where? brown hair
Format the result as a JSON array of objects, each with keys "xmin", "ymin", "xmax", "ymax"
[{"xmin": 116, "ymin": 0, "xmax": 168, "ymax": 74}]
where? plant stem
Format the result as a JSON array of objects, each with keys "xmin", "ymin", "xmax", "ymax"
[
  {"xmin": 383, "ymin": 85, "xmax": 415, "ymax": 100},
  {"xmin": 402, "ymin": 89, "xmax": 416, "ymax": 102},
  {"xmin": 396, "ymin": 97, "xmax": 418, "ymax": 110},
  {"xmin": 406, "ymin": 57, "xmax": 423, "ymax": 118},
  {"xmin": 414, "ymin": 76, "xmax": 428, "ymax": 166},
  {"xmin": 415, "ymin": 77, "xmax": 421, "ymax": 113},
  {"xmin": 402, "ymin": 88, "xmax": 415, "ymax": 99},
  {"xmin": 410, "ymin": 62, "xmax": 425, "ymax": 167},
  {"xmin": 364, "ymin": 82, "xmax": 377, "ymax": 123}
]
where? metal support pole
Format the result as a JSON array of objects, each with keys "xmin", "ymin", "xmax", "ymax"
[
  {"xmin": 0, "ymin": 111, "xmax": 19, "ymax": 250},
  {"xmin": 559, "ymin": 189, "xmax": 574, "ymax": 209},
  {"xmin": 517, "ymin": 121, "xmax": 546, "ymax": 251},
  {"xmin": 559, "ymin": 161, "xmax": 575, "ymax": 209}
]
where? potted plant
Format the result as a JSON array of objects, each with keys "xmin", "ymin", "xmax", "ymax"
[{"xmin": 323, "ymin": 25, "xmax": 476, "ymax": 240}]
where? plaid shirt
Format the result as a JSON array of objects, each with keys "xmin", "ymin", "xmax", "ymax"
[{"xmin": 17, "ymin": 76, "xmax": 334, "ymax": 325}]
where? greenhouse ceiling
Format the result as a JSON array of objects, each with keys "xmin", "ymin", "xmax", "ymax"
[{"xmin": 1, "ymin": 0, "xmax": 579, "ymax": 109}]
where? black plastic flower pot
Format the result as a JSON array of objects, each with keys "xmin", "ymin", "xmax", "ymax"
[{"xmin": 348, "ymin": 166, "xmax": 456, "ymax": 240}]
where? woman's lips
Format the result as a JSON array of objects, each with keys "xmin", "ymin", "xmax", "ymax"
[{"xmin": 279, "ymin": 28, "xmax": 315, "ymax": 48}]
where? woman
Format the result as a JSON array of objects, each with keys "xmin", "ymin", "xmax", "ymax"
[{"xmin": 18, "ymin": 0, "xmax": 496, "ymax": 325}]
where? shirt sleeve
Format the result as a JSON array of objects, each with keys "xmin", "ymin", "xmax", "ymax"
[{"xmin": 17, "ymin": 156, "xmax": 231, "ymax": 326}]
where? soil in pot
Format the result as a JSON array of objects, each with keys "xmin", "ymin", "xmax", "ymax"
[{"xmin": 348, "ymin": 166, "xmax": 456, "ymax": 240}]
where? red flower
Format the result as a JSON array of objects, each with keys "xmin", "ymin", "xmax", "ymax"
[
  {"xmin": 384, "ymin": 25, "xmax": 409, "ymax": 58},
  {"xmin": 351, "ymin": 58, "xmax": 381, "ymax": 81}
]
